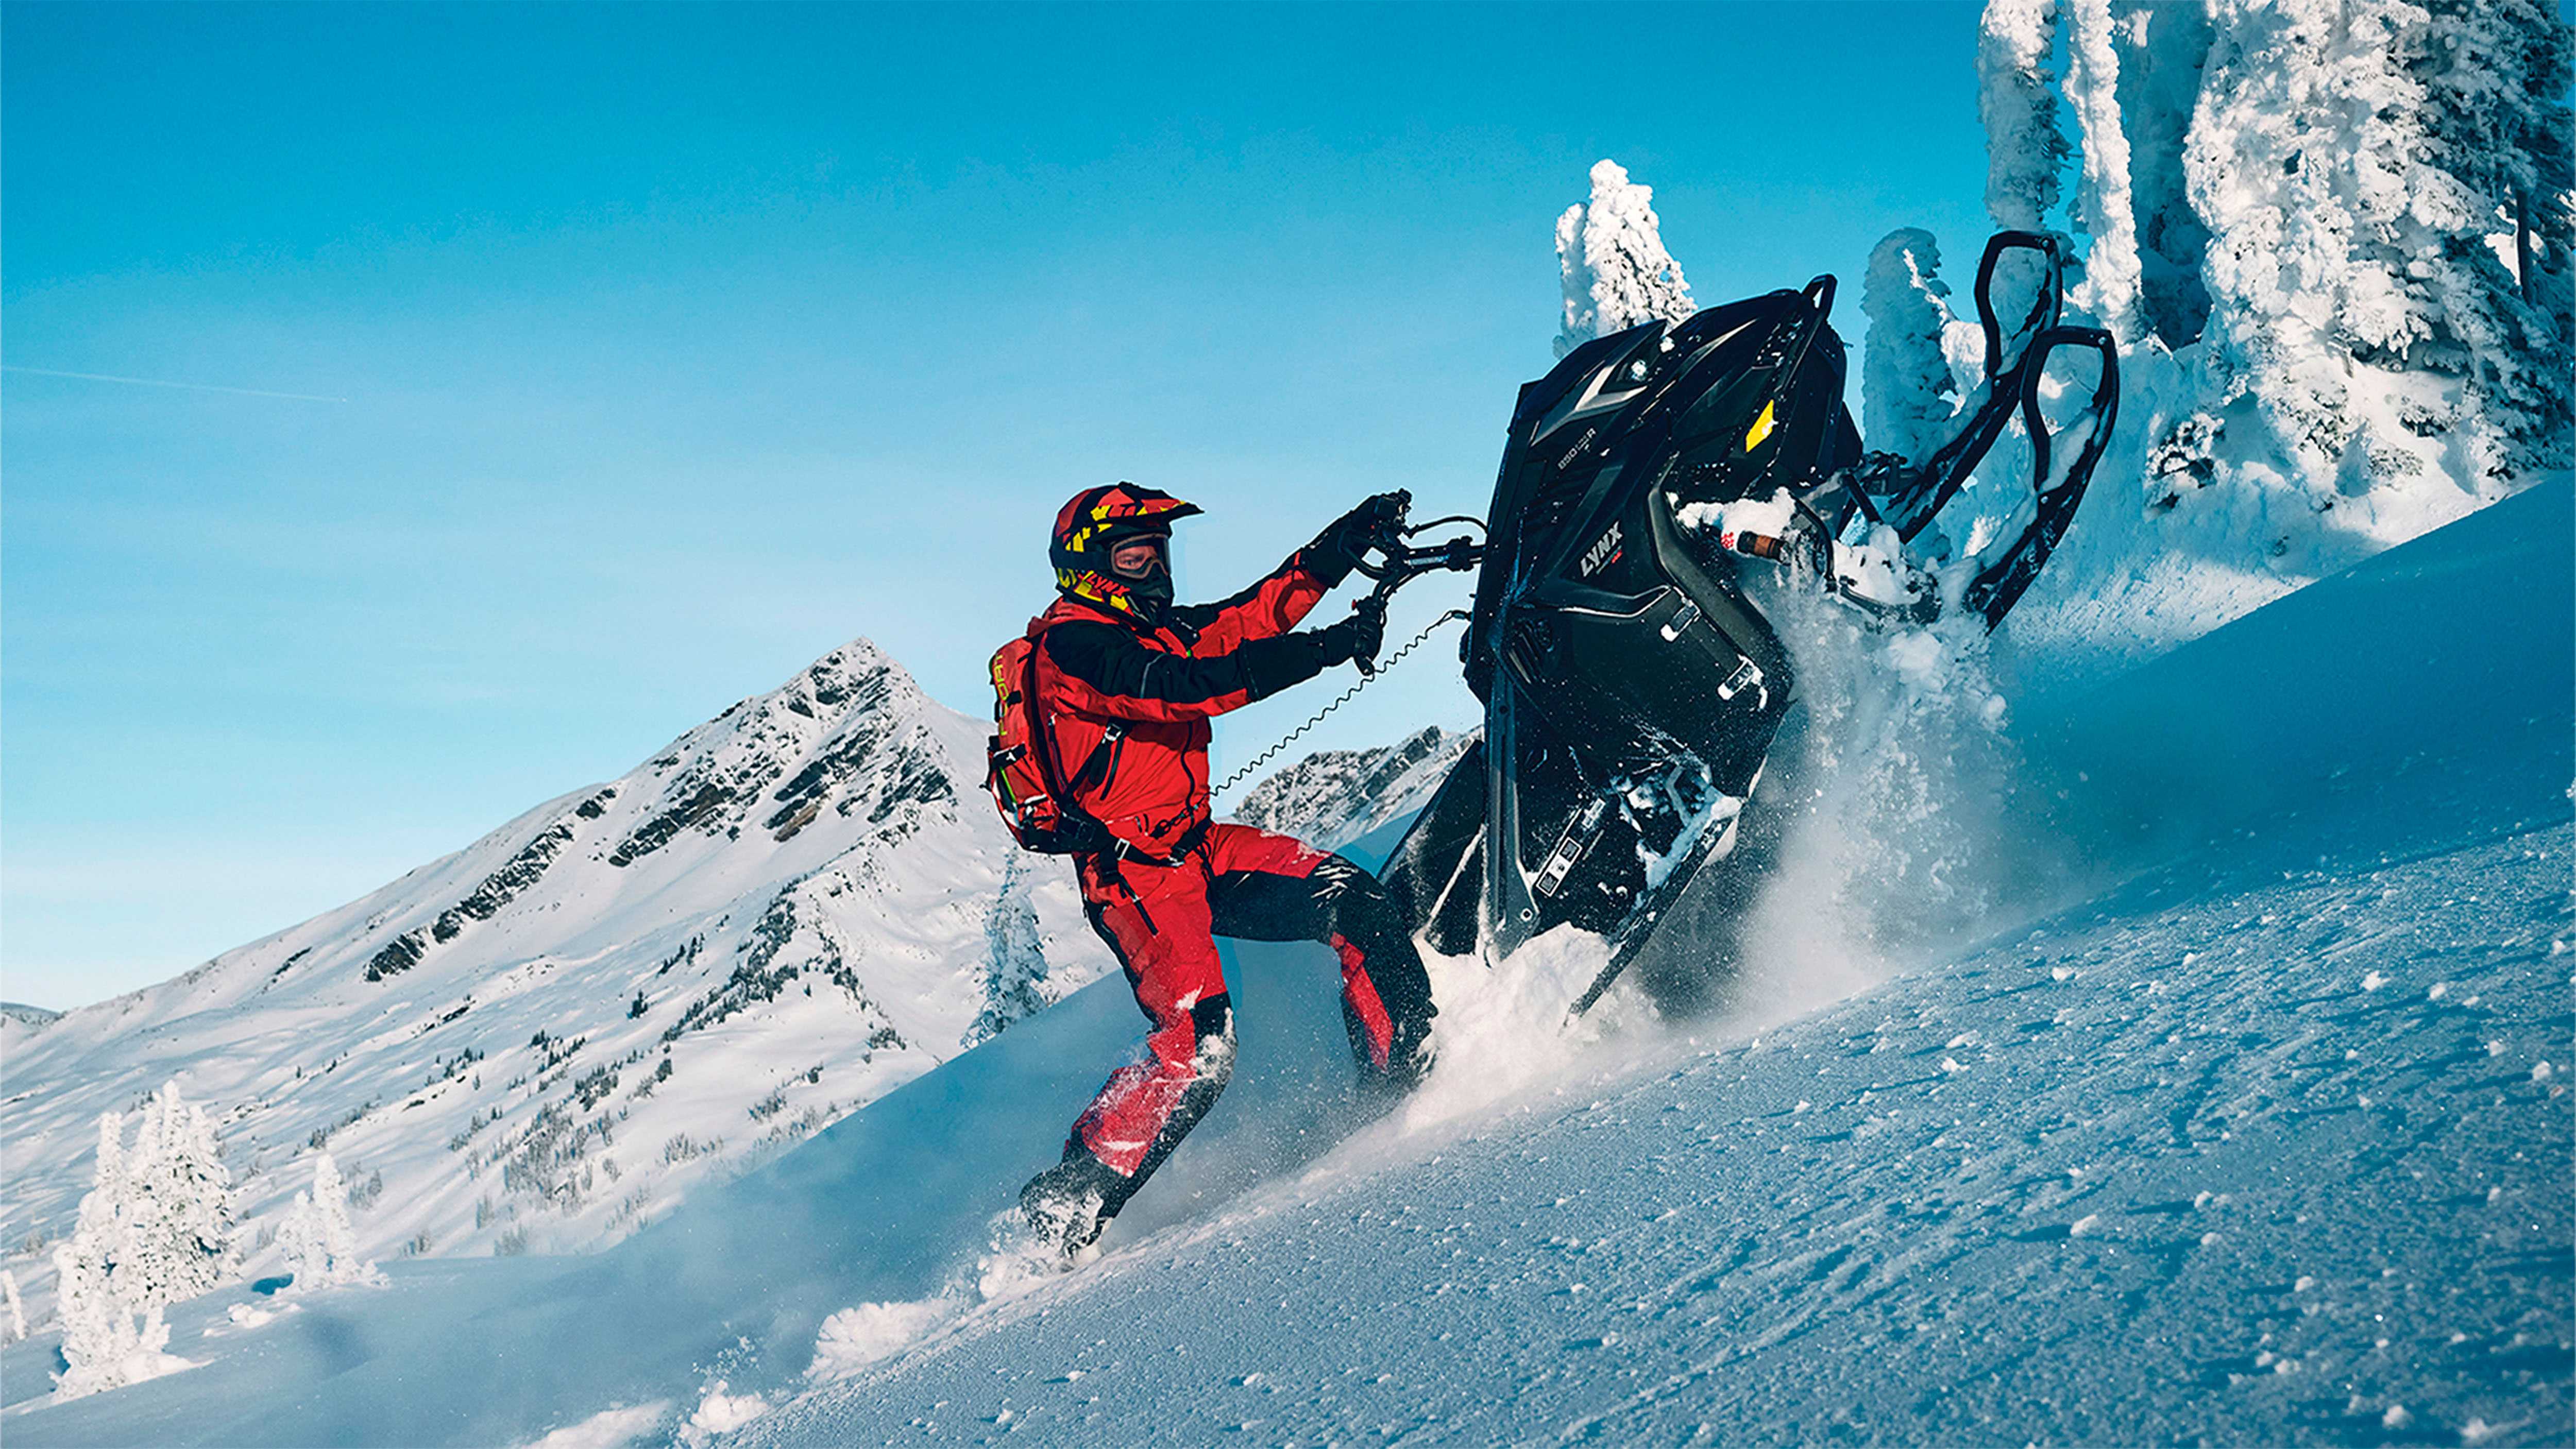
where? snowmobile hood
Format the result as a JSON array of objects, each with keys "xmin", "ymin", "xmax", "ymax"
[{"xmin": 1468, "ymin": 280, "xmax": 1853, "ymax": 705}]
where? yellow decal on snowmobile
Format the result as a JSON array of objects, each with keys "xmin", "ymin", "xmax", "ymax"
[{"xmin": 1744, "ymin": 399, "xmax": 1777, "ymax": 452}]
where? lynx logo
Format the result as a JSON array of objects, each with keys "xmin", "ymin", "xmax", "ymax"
[{"xmin": 1579, "ymin": 522, "xmax": 1623, "ymax": 577}]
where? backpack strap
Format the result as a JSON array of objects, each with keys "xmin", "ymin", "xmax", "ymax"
[{"xmin": 1020, "ymin": 624, "xmax": 1128, "ymax": 858}]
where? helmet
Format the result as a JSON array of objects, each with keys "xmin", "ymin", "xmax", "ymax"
[{"xmin": 1050, "ymin": 482, "xmax": 1202, "ymax": 619}]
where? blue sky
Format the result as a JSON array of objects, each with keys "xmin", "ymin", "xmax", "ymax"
[{"xmin": 3, "ymin": 1, "xmax": 1998, "ymax": 1010}]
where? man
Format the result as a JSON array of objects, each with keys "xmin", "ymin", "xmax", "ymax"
[{"xmin": 1013, "ymin": 481, "xmax": 1439, "ymax": 1262}]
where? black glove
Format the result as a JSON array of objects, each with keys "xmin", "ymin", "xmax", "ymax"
[
  {"xmin": 1307, "ymin": 490, "xmax": 1411, "ymax": 587},
  {"xmin": 1312, "ymin": 596, "xmax": 1387, "ymax": 669}
]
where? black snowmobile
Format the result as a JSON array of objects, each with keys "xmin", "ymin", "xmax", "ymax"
[{"xmin": 1352, "ymin": 231, "xmax": 2120, "ymax": 1014}]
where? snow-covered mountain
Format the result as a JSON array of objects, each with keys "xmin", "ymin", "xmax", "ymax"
[
  {"xmin": 0, "ymin": 648, "xmax": 1481, "ymax": 1358},
  {"xmin": 1, "ymin": 474, "xmax": 2562, "ymax": 1449},
  {"xmin": 1227, "ymin": 725, "xmax": 1476, "ymax": 854},
  {"xmin": 0, "ymin": 640, "xmax": 1113, "ymax": 1329}
]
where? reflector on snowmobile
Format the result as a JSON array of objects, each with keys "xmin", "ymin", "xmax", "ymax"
[{"xmin": 1381, "ymin": 233, "xmax": 2121, "ymax": 1015}]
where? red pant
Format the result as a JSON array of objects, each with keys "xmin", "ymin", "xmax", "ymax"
[{"xmin": 1066, "ymin": 824, "xmax": 1435, "ymax": 1192}]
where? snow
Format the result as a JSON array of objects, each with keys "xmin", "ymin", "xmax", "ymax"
[
  {"xmin": 2, "ymin": 471, "xmax": 2562, "ymax": 1447},
  {"xmin": 1977, "ymin": 0, "xmax": 2071, "ymax": 234},
  {"xmin": 748, "ymin": 820, "xmax": 2564, "ymax": 1446},
  {"xmin": 0, "ymin": 639, "xmax": 1113, "ymax": 1345},
  {"xmin": 3, "ymin": 10, "xmax": 2568, "ymax": 1433},
  {"xmin": 1553, "ymin": 160, "xmax": 1697, "ymax": 360},
  {"xmin": 533, "ymin": 1406, "xmax": 672, "ymax": 1449}
]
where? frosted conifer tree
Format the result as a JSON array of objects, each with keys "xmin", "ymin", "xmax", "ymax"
[
  {"xmin": 1979, "ymin": 0, "xmax": 2072, "ymax": 233},
  {"xmin": 121, "ymin": 1083, "xmax": 238, "ymax": 1304},
  {"xmin": 3, "ymin": 1268, "xmax": 25, "ymax": 1343},
  {"xmin": 964, "ymin": 855, "xmax": 1053, "ymax": 1047},
  {"xmin": 49, "ymin": 1097, "xmax": 213, "ymax": 1400},
  {"xmin": 2062, "ymin": 0, "xmax": 2142, "ymax": 343},
  {"xmin": 1976, "ymin": 0, "xmax": 2075, "ymax": 380},
  {"xmin": 273, "ymin": 1191, "xmax": 316, "ymax": 1285},
  {"xmin": 2191, "ymin": 0, "xmax": 2406, "ymax": 479},
  {"xmin": 1862, "ymin": 229, "xmax": 1965, "ymax": 462},
  {"xmin": 278, "ymin": 1151, "xmax": 378, "ymax": 1291},
  {"xmin": 1554, "ymin": 160, "xmax": 1696, "ymax": 359},
  {"xmin": 2189, "ymin": 0, "xmax": 2572, "ymax": 501},
  {"xmin": 2109, "ymin": 0, "xmax": 2216, "ymax": 346},
  {"xmin": 2405, "ymin": 0, "xmax": 2574, "ymax": 477},
  {"xmin": 53, "ymin": 1228, "xmax": 169, "ymax": 1401}
]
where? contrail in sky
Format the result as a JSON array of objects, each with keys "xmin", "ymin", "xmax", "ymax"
[{"xmin": 1, "ymin": 365, "xmax": 348, "ymax": 403}]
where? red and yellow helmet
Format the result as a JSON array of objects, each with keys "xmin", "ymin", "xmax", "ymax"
[{"xmin": 1050, "ymin": 482, "xmax": 1202, "ymax": 617}]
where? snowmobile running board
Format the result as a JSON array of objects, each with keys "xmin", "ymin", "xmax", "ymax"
[{"xmin": 1377, "ymin": 231, "xmax": 2121, "ymax": 1017}]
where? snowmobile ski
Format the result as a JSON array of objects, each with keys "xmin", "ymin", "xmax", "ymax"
[{"xmin": 1837, "ymin": 231, "xmax": 2122, "ymax": 628}]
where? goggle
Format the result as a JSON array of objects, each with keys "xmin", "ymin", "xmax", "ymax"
[{"xmin": 1106, "ymin": 533, "xmax": 1170, "ymax": 576}]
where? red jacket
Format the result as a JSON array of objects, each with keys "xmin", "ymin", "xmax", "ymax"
[{"xmin": 1030, "ymin": 549, "xmax": 1336, "ymax": 857}]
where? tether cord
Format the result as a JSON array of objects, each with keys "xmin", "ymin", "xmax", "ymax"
[{"xmin": 1210, "ymin": 608, "xmax": 1471, "ymax": 805}]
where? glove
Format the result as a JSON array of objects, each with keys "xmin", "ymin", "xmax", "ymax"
[
  {"xmin": 1312, "ymin": 596, "xmax": 1387, "ymax": 669},
  {"xmin": 1241, "ymin": 596, "xmax": 1388, "ymax": 700},
  {"xmin": 1308, "ymin": 490, "xmax": 1411, "ymax": 587}
]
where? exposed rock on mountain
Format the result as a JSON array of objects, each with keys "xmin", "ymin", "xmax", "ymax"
[
  {"xmin": 1229, "ymin": 725, "xmax": 1476, "ymax": 852},
  {"xmin": 0, "ymin": 638, "xmax": 1114, "ymax": 1333}
]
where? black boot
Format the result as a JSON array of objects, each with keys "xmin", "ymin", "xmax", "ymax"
[
  {"xmin": 1018, "ymin": 1148, "xmax": 1129, "ymax": 1264},
  {"xmin": 1351, "ymin": 1009, "xmax": 1436, "ymax": 1108},
  {"xmin": 1386, "ymin": 1012, "xmax": 1436, "ymax": 1092}
]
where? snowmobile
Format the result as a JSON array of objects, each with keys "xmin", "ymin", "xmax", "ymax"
[{"xmin": 1351, "ymin": 231, "xmax": 2120, "ymax": 1014}]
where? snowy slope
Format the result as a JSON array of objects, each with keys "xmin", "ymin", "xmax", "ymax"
[
  {"xmin": 740, "ymin": 475, "xmax": 2576, "ymax": 1448},
  {"xmin": 747, "ymin": 831, "xmax": 2567, "ymax": 1447},
  {"xmin": 4, "ymin": 480, "xmax": 2562, "ymax": 1448},
  {"xmin": 0, "ymin": 640, "xmax": 1112, "ymax": 1331}
]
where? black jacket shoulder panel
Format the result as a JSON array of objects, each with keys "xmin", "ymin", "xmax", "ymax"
[{"xmin": 1042, "ymin": 618, "xmax": 1260, "ymax": 706}]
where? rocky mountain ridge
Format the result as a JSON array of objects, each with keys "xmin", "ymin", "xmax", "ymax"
[
  {"xmin": 1228, "ymin": 725, "xmax": 1475, "ymax": 853},
  {"xmin": 0, "ymin": 638, "xmax": 1114, "ymax": 1333}
]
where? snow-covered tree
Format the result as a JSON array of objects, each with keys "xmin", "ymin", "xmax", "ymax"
[
  {"xmin": 121, "ymin": 1083, "xmax": 239, "ymax": 1303},
  {"xmin": 48, "ymin": 1086, "xmax": 230, "ymax": 1401},
  {"xmin": 2110, "ymin": 0, "xmax": 2217, "ymax": 347},
  {"xmin": 4, "ymin": 1267, "xmax": 27, "ymax": 1344},
  {"xmin": 1554, "ymin": 160, "xmax": 1696, "ymax": 358},
  {"xmin": 2188, "ymin": 0, "xmax": 2572, "ymax": 498},
  {"xmin": 1976, "ymin": 0, "xmax": 2076, "ymax": 372},
  {"xmin": 2062, "ymin": 0, "xmax": 2143, "ymax": 343},
  {"xmin": 277, "ymin": 1151, "xmax": 378, "ymax": 1291},
  {"xmin": 52, "ymin": 1227, "xmax": 173, "ymax": 1401},
  {"xmin": 964, "ymin": 856, "xmax": 1054, "ymax": 1048},
  {"xmin": 1979, "ymin": 0, "xmax": 2072, "ymax": 234},
  {"xmin": 2188, "ymin": 0, "xmax": 2415, "ymax": 467},
  {"xmin": 1863, "ymin": 229, "xmax": 1965, "ymax": 461},
  {"xmin": 2405, "ymin": 0, "xmax": 2574, "ymax": 475}
]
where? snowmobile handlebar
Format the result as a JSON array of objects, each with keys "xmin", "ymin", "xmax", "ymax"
[
  {"xmin": 1344, "ymin": 501, "xmax": 1486, "ymax": 675},
  {"xmin": 1349, "ymin": 505, "xmax": 1487, "ymax": 588},
  {"xmin": 1355, "ymin": 530, "xmax": 1487, "ymax": 585}
]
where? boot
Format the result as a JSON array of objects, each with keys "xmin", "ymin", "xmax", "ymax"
[{"xmin": 1017, "ymin": 1149, "xmax": 1128, "ymax": 1264}]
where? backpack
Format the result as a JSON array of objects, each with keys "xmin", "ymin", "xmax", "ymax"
[{"xmin": 985, "ymin": 627, "xmax": 1119, "ymax": 855}]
